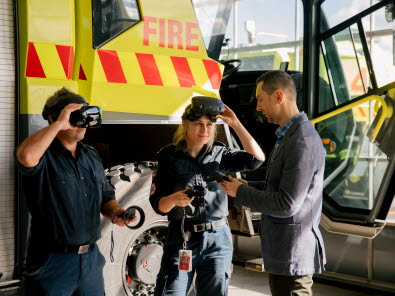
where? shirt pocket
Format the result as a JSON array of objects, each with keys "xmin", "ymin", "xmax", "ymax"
[
  {"xmin": 89, "ymin": 170, "xmax": 106, "ymax": 205},
  {"xmin": 53, "ymin": 173, "xmax": 79, "ymax": 209}
]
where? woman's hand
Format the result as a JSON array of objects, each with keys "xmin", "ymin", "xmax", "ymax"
[
  {"xmin": 216, "ymin": 104, "xmax": 240, "ymax": 128},
  {"xmin": 158, "ymin": 189, "xmax": 194, "ymax": 213},
  {"xmin": 168, "ymin": 189, "xmax": 194, "ymax": 207}
]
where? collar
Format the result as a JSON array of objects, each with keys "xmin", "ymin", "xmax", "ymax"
[
  {"xmin": 275, "ymin": 112, "xmax": 305, "ymax": 143},
  {"xmin": 51, "ymin": 138, "xmax": 88, "ymax": 156},
  {"xmin": 174, "ymin": 143, "xmax": 211, "ymax": 158}
]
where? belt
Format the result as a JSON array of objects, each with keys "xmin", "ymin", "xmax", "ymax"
[
  {"xmin": 53, "ymin": 243, "xmax": 94, "ymax": 254},
  {"xmin": 189, "ymin": 217, "xmax": 228, "ymax": 232}
]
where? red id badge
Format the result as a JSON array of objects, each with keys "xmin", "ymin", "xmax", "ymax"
[{"xmin": 178, "ymin": 250, "xmax": 192, "ymax": 271}]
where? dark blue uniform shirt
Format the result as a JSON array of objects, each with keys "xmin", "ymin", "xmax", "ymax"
[
  {"xmin": 150, "ymin": 142, "xmax": 263, "ymax": 222},
  {"xmin": 17, "ymin": 139, "xmax": 115, "ymax": 254}
]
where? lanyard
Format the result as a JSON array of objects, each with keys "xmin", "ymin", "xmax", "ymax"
[{"xmin": 181, "ymin": 208, "xmax": 191, "ymax": 250}]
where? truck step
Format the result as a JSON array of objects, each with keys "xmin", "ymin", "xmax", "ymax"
[
  {"xmin": 233, "ymin": 255, "xmax": 265, "ymax": 272},
  {"xmin": 245, "ymin": 258, "xmax": 265, "ymax": 272}
]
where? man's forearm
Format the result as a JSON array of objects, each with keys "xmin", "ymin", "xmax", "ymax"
[
  {"xmin": 17, "ymin": 122, "xmax": 63, "ymax": 167},
  {"xmin": 101, "ymin": 200, "xmax": 122, "ymax": 220}
]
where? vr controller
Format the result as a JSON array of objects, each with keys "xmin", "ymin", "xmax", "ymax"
[
  {"xmin": 117, "ymin": 205, "xmax": 145, "ymax": 230},
  {"xmin": 186, "ymin": 185, "xmax": 207, "ymax": 198},
  {"xmin": 184, "ymin": 172, "xmax": 230, "ymax": 200},
  {"xmin": 205, "ymin": 171, "xmax": 229, "ymax": 183}
]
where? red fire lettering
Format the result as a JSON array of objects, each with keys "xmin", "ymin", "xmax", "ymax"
[
  {"xmin": 143, "ymin": 16, "xmax": 157, "ymax": 46},
  {"xmin": 168, "ymin": 19, "xmax": 183, "ymax": 50},
  {"xmin": 159, "ymin": 18, "xmax": 166, "ymax": 48},
  {"xmin": 143, "ymin": 16, "xmax": 200, "ymax": 51},
  {"xmin": 186, "ymin": 22, "xmax": 199, "ymax": 51}
]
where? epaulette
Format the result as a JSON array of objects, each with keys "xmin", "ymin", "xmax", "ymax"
[
  {"xmin": 86, "ymin": 145, "xmax": 97, "ymax": 152},
  {"xmin": 85, "ymin": 145, "xmax": 101, "ymax": 158},
  {"xmin": 157, "ymin": 144, "xmax": 174, "ymax": 153},
  {"xmin": 213, "ymin": 141, "xmax": 226, "ymax": 147},
  {"xmin": 155, "ymin": 144, "xmax": 176, "ymax": 158}
]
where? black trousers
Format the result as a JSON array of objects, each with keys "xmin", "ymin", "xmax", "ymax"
[{"xmin": 269, "ymin": 273, "xmax": 313, "ymax": 296}]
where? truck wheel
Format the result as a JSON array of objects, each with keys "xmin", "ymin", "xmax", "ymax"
[{"xmin": 97, "ymin": 162, "xmax": 168, "ymax": 296}]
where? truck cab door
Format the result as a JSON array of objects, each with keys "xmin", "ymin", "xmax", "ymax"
[{"xmin": 311, "ymin": 0, "xmax": 395, "ymax": 238}]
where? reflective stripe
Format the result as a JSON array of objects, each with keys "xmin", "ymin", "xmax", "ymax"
[
  {"xmin": 25, "ymin": 42, "xmax": 223, "ymax": 90},
  {"xmin": 97, "ymin": 50, "xmax": 127, "ymax": 83},
  {"xmin": 118, "ymin": 51, "xmax": 145, "ymax": 85},
  {"xmin": 26, "ymin": 42, "xmax": 74, "ymax": 80},
  {"xmin": 26, "ymin": 42, "xmax": 46, "ymax": 78},
  {"xmin": 171, "ymin": 56, "xmax": 195, "ymax": 87},
  {"xmin": 155, "ymin": 54, "xmax": 179, "ymax": 86},
  {"xmin": 136, "ymin": 53, "xmax": 163, "ymax": 86},
  {"xmin": 339, "ymin": 149, "xmax": 348, "ymax": 160},
  {"xmin": 79, "ymin": 65, "xmax": 87, "ymax": 80},
  {"xmin": 203, "ymin": 59, "xmax": 221, "ymax": 89},
  {"xmin": 56, "ymin": 45, "xmax": 74, "ymax": 79}
]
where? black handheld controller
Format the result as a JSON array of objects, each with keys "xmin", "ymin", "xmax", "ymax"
[
  {"xmin": 118, "ymin": 206, "xmax": 145, "ymax": 230},
  {"xmin": 122, "ymin": 207, "xmax": 136, "ymax": 220},
  {"xmin": 185, "ymin": 185, "xmax": 207, "ymax": 198},
  {"xmin": 205, "ymin": 171, "xmax": 229, "ymax": 183}
]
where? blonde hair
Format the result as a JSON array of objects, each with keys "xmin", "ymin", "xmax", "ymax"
[{"xmin": 173, "ymin": 118, "xmax": 217, "ymax": 151}]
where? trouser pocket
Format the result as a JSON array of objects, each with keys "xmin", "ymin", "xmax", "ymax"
[{"xmin": 23, "ymin": 252, "xmax": 53, "ymax": 278}]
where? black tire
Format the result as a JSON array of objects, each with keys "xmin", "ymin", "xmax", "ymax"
[{"xmin": 97, "ymin": 162, "xmax": 169, "ymax": 296}]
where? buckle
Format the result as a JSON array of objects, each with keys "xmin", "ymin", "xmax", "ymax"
[
  {"xmin": 193, "ymin": 224, "xmax": 206, "ymax": 232},
  {"xmin": 77, "ymin": 244, "xmax": 90, "ymax": 254}
]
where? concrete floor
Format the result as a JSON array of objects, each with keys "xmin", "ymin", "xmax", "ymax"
[
  {"xmin": 228, "ymin": 265, "xmax": 387, "ymax": 296},
  {"xmin": 0, "ymin": 265, "xmax": 391, "ymax": 295}
]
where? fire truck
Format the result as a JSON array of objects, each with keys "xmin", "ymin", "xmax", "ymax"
[{"xmin": 1, "ymin": 0, "xmax": 395, "ymax": 295}]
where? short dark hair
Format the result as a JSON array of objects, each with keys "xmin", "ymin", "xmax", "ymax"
[
  {"xmin": 256, "ymin": 70, "xmax": 296, "ymax": 101},
  {"xmin": 42, "ymin": 87, "xmax": 87, "ymax": 123},
  {"xmin": 44, "ymin": 87, "xmax": 76, "ymax": 107}
]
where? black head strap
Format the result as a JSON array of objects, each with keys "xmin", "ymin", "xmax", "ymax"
[{"xmin": 42, "ymin": 94, "xmax": 88, "ymax": 121}]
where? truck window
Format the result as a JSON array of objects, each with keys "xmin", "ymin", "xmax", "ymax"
[
  {"xmin": 220, "ymin": 0, "xmax": 304, "ymax": 72},
  {"xmin": 322, "ymin": 0, "xmax": 373, "ymax": 29},
  {"xmin": 361, "ymin": 5, "xmax": 395, "ymax": 87},
  {"xmin": 387, "ymin": 198, "xmax": 395, "ymax": 222},
  {"xmin": 92, "ymin": 0, "xmax": 141, "ymax": 48},
  {"xmin": 192, "ymin": 0, "xmax": 232, "ymax": 60}
]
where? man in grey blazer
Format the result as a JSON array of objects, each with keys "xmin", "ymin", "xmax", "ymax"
[{"xmin": 221, "ymin": 70, "xmax": 326, "ymax": 296}]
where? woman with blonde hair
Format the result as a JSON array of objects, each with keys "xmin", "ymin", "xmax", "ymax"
[{"xmin": 150, "ymin": 96, "xmax": 264, "ymax": 296}]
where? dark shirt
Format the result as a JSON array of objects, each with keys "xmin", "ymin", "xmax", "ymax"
[
  {"xmin": 17, "ymin": 139, "xmax": 115, "ymax": 252},
  {"xmin": 150, "ymin": 142, "xmax": 263, "ymax": 223}
]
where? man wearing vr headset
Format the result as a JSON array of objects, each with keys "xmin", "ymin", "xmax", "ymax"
[
  {"xmin": 16, "ymin": 88, "xmax": 131, "ymax": 295},
  {"xmin": 150, "ymin": 97, "xmax": 265, "ymax": 296}
]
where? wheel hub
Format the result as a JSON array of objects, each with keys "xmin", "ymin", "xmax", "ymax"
[
  {"xmin": 131, "ymin": 243, "xmax": 163, "ymax": 284},
  {"xmin": 125, "ymin": 226, "xmax": 168, "ymax": 295}
]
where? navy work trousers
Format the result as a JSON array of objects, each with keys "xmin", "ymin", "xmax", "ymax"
[
  {"xmin": 24, "ymin": 244, "xmax": 106, "ymax": 296},
  {"xmin": 154, "ymin": 222, "xmax": 233, "ymax": 296}
]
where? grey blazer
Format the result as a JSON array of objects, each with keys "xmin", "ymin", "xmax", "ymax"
[{"xmin": 235, "ymin": 114, "xmax": 326, "ymax": 276}]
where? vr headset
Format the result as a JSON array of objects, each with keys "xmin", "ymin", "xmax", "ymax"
[
  {"xmin": 182, "ymin": 96, "xmax": 225, "ymax": 122},
  {"xmin": 42, "ymin": 94, "xmax": 102, "ymax": 128}
]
